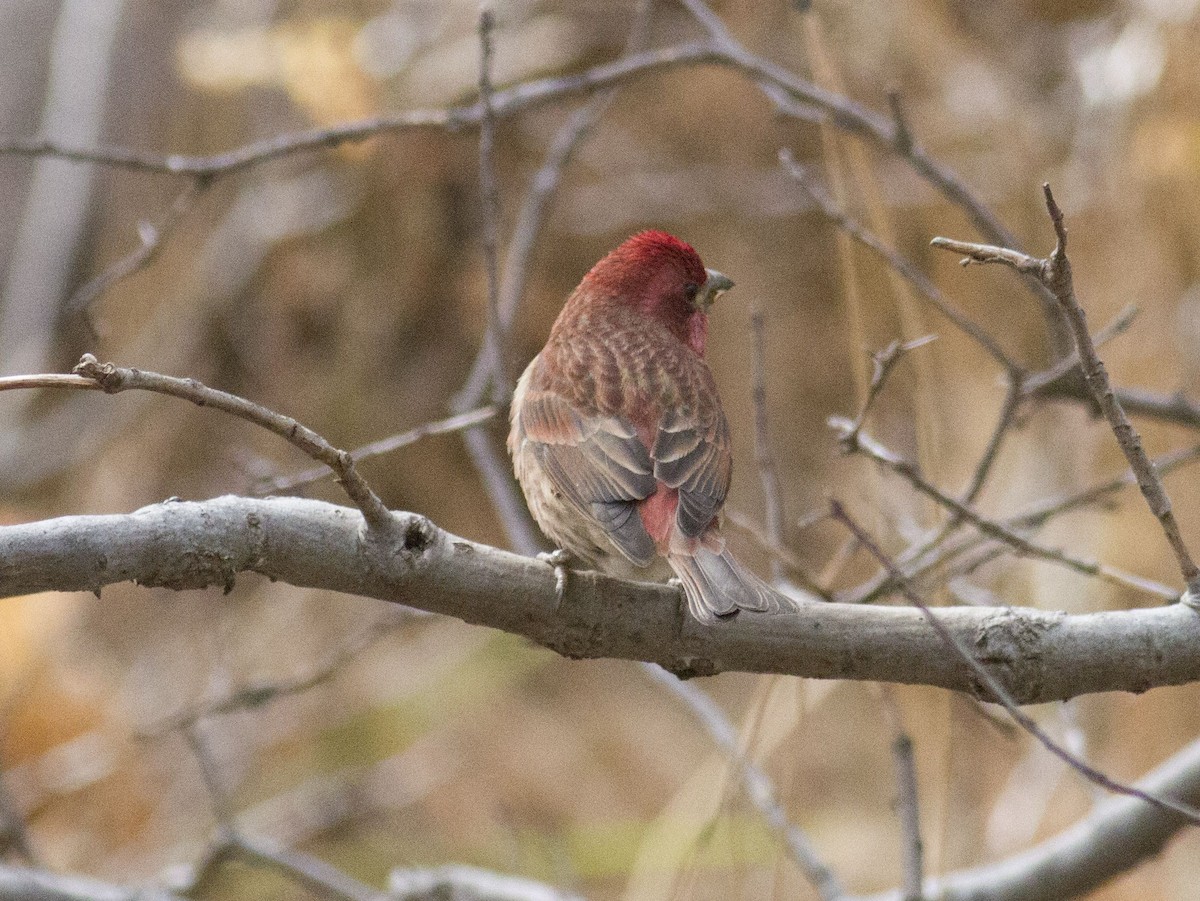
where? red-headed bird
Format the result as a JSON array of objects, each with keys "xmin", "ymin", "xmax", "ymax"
[{"xmin": 509, "ymin": 230, "xmax": 794, "ymax": 622}]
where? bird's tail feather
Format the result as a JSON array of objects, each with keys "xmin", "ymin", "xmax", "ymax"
[{"xmin": 669, "ymin": 547, "xmax": 796, "ymax": 623}]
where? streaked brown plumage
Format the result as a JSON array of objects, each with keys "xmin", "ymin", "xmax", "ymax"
[{"xmin": 509, "ymin": 230, "xmax": 792, "ymax": 622}]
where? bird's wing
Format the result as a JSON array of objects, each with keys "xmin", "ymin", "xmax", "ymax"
[
  {"xmin": 652, "ymin": 404, "xmax": 732, "ymax": 538},
  {"xmin": 517, "ymin": 388, "xmax": 659, "ymax": 566}
]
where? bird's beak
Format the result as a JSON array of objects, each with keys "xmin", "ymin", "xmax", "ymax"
[{"xmin": 695, "ymin": 268, "xmax": 734, "ymax": 310}]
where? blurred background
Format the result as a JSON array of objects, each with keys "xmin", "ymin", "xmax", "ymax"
[{"xmin": 1, "ymin": 0, "xmax": 1199, "ymax": 898}]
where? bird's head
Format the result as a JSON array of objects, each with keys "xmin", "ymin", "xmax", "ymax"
[{"xmin": 580, "ymin": 230, "xmax": 734, "ymax": 355}]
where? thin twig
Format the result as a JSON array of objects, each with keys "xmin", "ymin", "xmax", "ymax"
[
  {"xmin": 841, "ymin": 336, "xmax": 938, "ymax": 445},
  {"xmin": 845, "ymin": 433, "xmax": 1200, "ymax": 605},
  {"xmin": 71, "ymin": 354, "xmax": 392, "ymax": 530},
  {"xmin": 0, "ymin": 373, "xmax": 98, "ymax": 393},
  {"xmin": 185, "ymin": 724, "xmax": 236, "ymax": 826},
  {"xmin": 831, "ymin": 500, "xmax": 1200, "ymax": 827},
  {"xmin": 64, "ymin": 178, "xmax": 210, "ymax": 317},
  {"xmin": 1021, "ymin": 303, "xmax": 1140, "ymax": 397},
  {"xmin": 780, "ymin": 149, "xmax": 1020, "ymax": 374},
  {"xmin": 226, "ymin": 832, "xmax": 382, "ymax": 901},
  {"xmin": 749, "ymin": 307, "xmax": 785, "ymax": 581},
  {"xmin": 932, "ymin": 185, "xmax": 1200, "ymax": 598},
  {"xmin": 1010, "ymin": 444, "xmax": 1200, "ymax": 532},
  {"xmin": 859, "ymin": 301, "xmax": 1143, "ymax": 602},
  {"xmin": 877, "ymin": 687, "xmax": 923, "ymax": 901},
  {"xmin": 885, "ymin": 90, "xmax": 914, "ymax": 155},
  {"xmin": 960, "ymin": 376, "xmax": 1023, "ymax": 506},
  {"xmin": 832, "ymin": 419, "xmax": 1178, "ymax": 600},
  {"xmin": 258, "ymin": 406, "xmax": 497, "ymax": 495}
]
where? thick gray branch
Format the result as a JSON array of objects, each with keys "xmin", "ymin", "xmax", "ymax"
[{"xmin": 1, "ymin": 496, "xmax": 1198, "ymax": 703}]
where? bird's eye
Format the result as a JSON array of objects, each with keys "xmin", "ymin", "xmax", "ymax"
[{"xmin": 684, "ymin": 283, "xmax": 700, "ymax": 301}]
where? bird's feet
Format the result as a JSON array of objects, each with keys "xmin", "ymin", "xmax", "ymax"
[{"xmin": 538, "ymin": 549, "xmax": 573, "ymax": 609}]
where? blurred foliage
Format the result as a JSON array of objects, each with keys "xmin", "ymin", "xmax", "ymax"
[{"xmin": 2, "ymin": 0, "xmax": 1200, "ymax": 898}]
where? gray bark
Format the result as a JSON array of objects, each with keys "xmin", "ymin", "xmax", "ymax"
[{"xmin": 1, "ymin": 494, "xmax": 1197, "ymax": 703}]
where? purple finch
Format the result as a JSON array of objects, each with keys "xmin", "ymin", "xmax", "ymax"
[{"xmin": 509, "ymin": 230, "xmax": 793, "ymax": 622}]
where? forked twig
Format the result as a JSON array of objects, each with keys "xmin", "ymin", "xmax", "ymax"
[
  {"xmin": 830, "ymin": 501, "xmax": 1200, "ymax": 828},
  {"xmin": 70, "ymin": 355, "xmax": 392, "ymax": 530},
  {"xmin": 933, "ymin": 184, "xmax": 1200, "ymax": 598}
]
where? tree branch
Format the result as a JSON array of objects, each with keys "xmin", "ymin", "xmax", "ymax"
[
  {"xmin": 860, "ymin": 735, "xmax": 1200, "ymax": 901},
  {"xmin": 1, "ymin": 495, "xmax": 1199, "ymax": 703}
]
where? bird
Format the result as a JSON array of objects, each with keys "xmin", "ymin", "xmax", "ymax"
[{"xmin": 508, "ymin": 230, "xmax": 795, "ymax": 622}]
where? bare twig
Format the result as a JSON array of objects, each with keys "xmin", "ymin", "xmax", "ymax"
[
  {"xmin": 829, "ymin": 500, "xmax": 1200, "ymax": 827},
  {"xmin": 185, "ymin": 724, "xmax": 383, "ymax": 901},
  {"xmin": 892, "ymin": 733, "xmax": 924, "ymax": 901},
  {"xmin": 885, "ymin": 90, "xmax": 914, "ymax": 155},
  {"xmin": 960, "ymin": 376, "xmax": 1023, "ymax": 506},
  {"xmin": 184, "ymin": 724, "xmax": 236, "ymax": 826},
  {"xmin": 832, "ymin": 419, "xmax": 1178, "ymax": 600},
  {"xmin": 258, "ymin": 406, "xmax": 497, "ymax": 495},
  {"xmin": 847, "ymin": 431, "xmax": 1200, "ymax": 606},
  {"xmin": 64, "ymin": 178, "xmax": 209, "ymax": 317},
  {"xmin": 71, "ymin": 354, "xmax": 392, "ymax": 531},
  {"xmin": 0, "ymin": 862, "xmax": 185, "ymax": 901},
  {"xmin": 780, "ymin": 149, "xmax": 1020, "ymax": 374},
  {"xmin": 226, "ymin": 832, "xmax": 382, "ymax": 901},
  {"xmin": 932, "ymin": 185, "xmax": 1200, "ymax": 597},
  {"xmin": 1021, "ymin": 303, "xmax": 1139, "ymax": 397},
  {"xmin": 1011, "ymin": 444, "xmax": 1200, "ymax": 532},
  {"xmin": 390, "ymin": 865, "xmax": 585, "ymax": 901},
  {"xmin": 841, "ymin": 336, "xmax": 938, "ymax": 445},
  {"xmin": 1035, "ymin": 379, "xmax": 1200, "ymax": 431},
  {"xmin": 0, "ymin": 373, "xmax": 98, "ymax": 393}
]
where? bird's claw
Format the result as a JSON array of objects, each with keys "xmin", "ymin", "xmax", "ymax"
[{"xmin": 538, "ymin": 549, "xmax": 572, "ymax": 609}]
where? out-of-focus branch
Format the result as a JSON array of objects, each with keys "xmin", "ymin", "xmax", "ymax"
[
  {"xmin": 933, "ymin": 185, "xmax": 1200, "ymax": 599},
  {"xmin": 3, "ymin": 494, "xmax": 1200, "ymax": 702},
  {"xmin": 476, "ymin": 7, "xmax": 508, "ymax": 404},
  {"xmin": 876, "ymin": 687, "xmax": 924, "ymax": 901},
  {"xmin": 0, "ymin": 863, "xmax": 184, "ymax": 901},
  {"xmin": 145, "ymin": 615, "xmax": 417, "ymax": 735},
  {"xmin": 1034, "ymin": 374, "xmax": 1200, "ymax": 431},
  {"xmin": 390, "ymin": 865, "xmax": 586, "ymax": 901},
  {"xmin": 748, "ymin": 308, "xmax": 786, "ymax": 582},
  {"xmin": 64, "ymin": 178, "xmax": 209, "ymax": 318},
  {"xmin": 858, "ymin": 736, "xmax": 1200, "ymax": 901}
]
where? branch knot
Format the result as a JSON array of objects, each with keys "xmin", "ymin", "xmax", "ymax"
[{"xmin": 73, "ymin": 353, "xmax": 123, "ymax": 391}]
